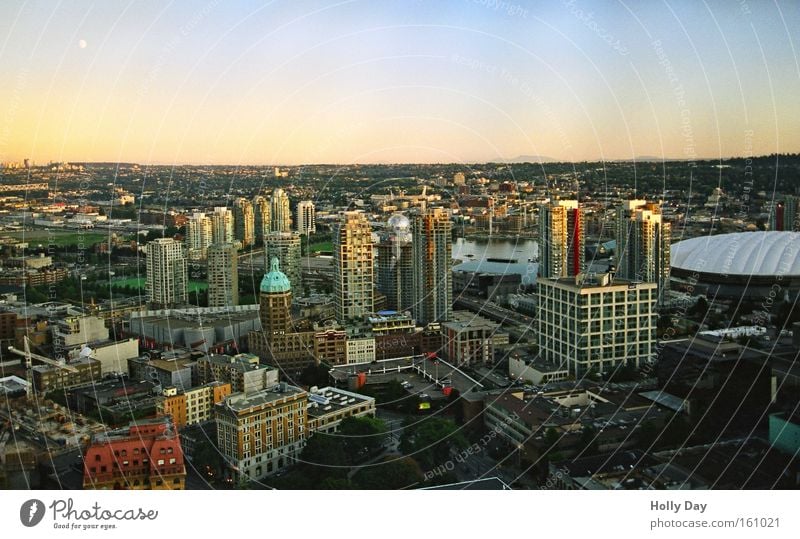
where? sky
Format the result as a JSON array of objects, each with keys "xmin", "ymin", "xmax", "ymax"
[{"xmin": 0, "ymin": 0, "xmax": 798, "ymax": 165}]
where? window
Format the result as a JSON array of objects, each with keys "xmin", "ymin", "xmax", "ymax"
[{"xmin": 157, "ymin": 459, "xmax": 165, "ymax": 466}]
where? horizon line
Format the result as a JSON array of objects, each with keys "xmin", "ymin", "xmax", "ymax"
[{"xmin": 4, "ymin": 152, "xmax": 796, "ymax": 168}]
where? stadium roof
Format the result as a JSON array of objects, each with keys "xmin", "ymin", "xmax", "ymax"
[{"xmin": 671, "ymin": 231, "xmax": 800, "ymax": 277}]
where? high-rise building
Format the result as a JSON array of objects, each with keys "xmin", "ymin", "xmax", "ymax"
[
  {"xmin": 453, "ymin": 172, "xmax": 466, "ymax": 186},
  {"xmin": 537, "ymin": 273, "xmax": 657, "ymax": 376},
  {"xmin": 233, "ymin": 197, "xmax": 255, "ymax": 248},
  {"xmin": 265, "ymin": 231, "xmax": 301, "ymax": 291},
  {"xmin": 270, "ymin": 188, "xmax": 291, "ymax": 232},
  {"xmin": 296, "ymin": 200, "xmax": 316, "ymax": 235},
  {"xmin": 375, "ymin": 214, "xmax": 414, "ymax": 312},
  {"xmin": 253, "ymin": 195, "xmax": 270, "ymax": 244},
  {"xmin": 538, "ymin": 200, "xmax": 584, "ymax": 279},
  {"xmin": 250, "ymin": 257, "xmax": 316, "ymax": 376},
  {"xmin": 412, "ymin": 207, "xmax": 452, "ymax": 324},
  {"xmin": 146, "ymin": 238, "xmax": 188, "ymax": 308},
  {"xmin": 186, "ymin": 212, "xmax": 212, "ymax": 260},
  {"xmin": 334, "ymin": 211, "xmax": 374, "ymax": 323},
  {"xmin": 211, "ymin": 207, "xmax": 234, "ymax": 245},
  {"xmin": 770, "ymin": 195, "xmax": 800, "ymax": 232},
  {"xmin": 214, "ymin": 384, "xmax": 308, "ymax": 483},
  {"xmin": 615, "ymin": 200, "xmax": 671, "ymax": 303},
  {"xmin": 259, "ymin": 256, "xmax": 293, "ymax": 337},
  {"xmin": 207, "ymin": 243, "xmax": 239, "ymax": 307}
]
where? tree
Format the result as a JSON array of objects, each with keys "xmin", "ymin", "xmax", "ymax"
[
  {"xmin": 400, "ymin": 417, "xmax": 467, "ymax": 470},
  {"xmin": 299, "ymin": 363, "xmax": 330, "ymax": 388},
  {"xmin": 339, "ymin": 416, "xmax": 387, "ymax": 458},
  {"xmin": 351, "ymin": 457, "xmax": 424, "ymax": 489}
]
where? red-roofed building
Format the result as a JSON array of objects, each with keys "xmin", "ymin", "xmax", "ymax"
[{"xmin": 83, "ymin": 417, "xmax": 186, "ymax": 490}]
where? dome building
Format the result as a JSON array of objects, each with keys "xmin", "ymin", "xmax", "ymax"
[
  {"xmin": 670, "ymin": 231, "xmax": 800, "ymax": 301},
  {"xmin": 259, "ymin": 256, "xmax": 292, "ymax": 337}
]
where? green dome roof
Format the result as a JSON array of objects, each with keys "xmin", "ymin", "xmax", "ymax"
[{"xmin": 260, "ymin": 257, "xmax": 291, "ymax": 294}]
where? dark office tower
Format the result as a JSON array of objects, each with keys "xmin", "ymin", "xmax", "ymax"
[
  {"xmin": 233, "ymin": 197, "xmax": 255, "ymax": 248},
  {"xmin": 253, "ymin": 194, "xmax": 271, "ymax": 244},
  {"xmin": 412, "ymin": 207, "xmax": 452, "ymax": 324},
  {"xmin": 376, "ymin": 214, "xmax": 414, "ymax": 312}
]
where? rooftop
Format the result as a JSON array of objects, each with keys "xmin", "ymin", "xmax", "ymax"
[{"xmin": 221, "ymin": 384, "xmax": 306, "ymax": 412}]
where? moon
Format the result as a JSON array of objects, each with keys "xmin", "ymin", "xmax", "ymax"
[{"xmin": 78, "ymin": 39, "xmax": 87, "ymax": 49}]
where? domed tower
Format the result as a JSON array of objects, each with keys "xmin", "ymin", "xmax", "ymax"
[{"xmin": 259, "ymin": 256, "xmax": 292, "ymax": 338}]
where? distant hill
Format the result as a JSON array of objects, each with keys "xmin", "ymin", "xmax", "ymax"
[{"xmin": 490, "ymin": 155, "xmax": 559, "ymax": 163}]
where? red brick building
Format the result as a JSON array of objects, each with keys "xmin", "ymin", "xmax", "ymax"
[{"xmin": 83, "ymin": 418, "xmax": 186, "ymax": 490}]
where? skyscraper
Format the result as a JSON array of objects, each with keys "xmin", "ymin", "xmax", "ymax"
[
  {"xmin": 253, "ymin": 195, "xmax": 270, "ymax": 244},
  {"xmin": 412, "ymin": 207, "xmax": 452, "ymax": 324},
  {"xmin": 376, "ymin": 214, "xmax": 414, "ymax": 312},
  {"xmin": 211, "ymin": 206, "xmax": 234, "ymax": 245},
  {"xmin": 146, "ymin": 238, "xmax": 188, "ymax": 308},
  {"xmin": 207, "ymin": 243, "xmax": 239, "ymax": 307},
  {"xmin": 265, "ymin": 231, "xmax": 302, "ymax": 292},
  {"xmin": 186, "ymin": 212, "xmax": 212, "ymax": 260},
  {"xmin": 538, "ymin": 199, "xmax": 584, "ymax": 279},
  {"xmin": 270, "ymin": 188, "xmax": 291, "ymax": 233},
  {"xmin": 296, "ymin": 200, "xmax": 316, "ymax": 235},
  {"xmin": 233, "ymin": 198, "xmax": 255, "ymax": 248},
  {"xmin": 615, "ymin": 200, "xmax": 671, "ymax": 303},
  {"xmin": 770, "ymin": 195, "xmax": 800, "ymax": 232},
  {"xmin": 259, "ymin": 256, "xmax": 293, "ymax": 337},
  {"xmin": 333, "ymin": 211, "xmax": 374, "ymax": 323}
]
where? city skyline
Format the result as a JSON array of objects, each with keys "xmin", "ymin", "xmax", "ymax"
[{"xmin": 1, "ymin": 1, "xmax": 799, "ymax": 165}]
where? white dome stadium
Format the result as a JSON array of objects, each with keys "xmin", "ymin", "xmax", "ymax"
[{"xmin": 671, "ymin": 231, "xmax": 800, "ymax": 277}]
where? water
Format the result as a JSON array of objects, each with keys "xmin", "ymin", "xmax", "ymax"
[{"xmin": 452, "ymin": 237, "xmax": 538, "ymax": 264}]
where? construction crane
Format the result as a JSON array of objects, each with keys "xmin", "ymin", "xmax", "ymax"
[{"xmin": 7, "ymin": 336, "xmax": 79, "ymax": 400}]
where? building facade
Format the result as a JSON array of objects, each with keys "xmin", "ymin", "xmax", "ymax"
[
  {"xmin": 442, "ymin": 311, "xmax": 507, "ymax": 367},
  {"xmin": 412, "ymin": 207, "xmax": 452, "ymax": 324},
  {"xmin": 615, "ymin": 200, "xmax": 671, "ymax": 303},
  {"xmin": 215, "ymin": 384, "xmax": 308, "ymax": 483},
  {"xmin": 207, "ymin": 243, "xmax": 239, "ymax": 307},
  {"xmin": 296, "ymin": 200, "xmax": 316, "ymax": 235},
  {"xmin": 253, "ymin": 194, "xmax": 271, "ymax": 244},
  {"xmin": 145, "ymin": 238, "xmax": 188, "ymax": 308},
  {"xmin": 539, "ymin": 199, "xmax": 584, "ymax": 279},
  {"xmin": 83, "ymin": 418, "xmax": 186, "ymax": 490},
  {"xmin": 211, "ymin": 206, "xmax": 234, "ymax": 245},
  {"xmin": 537, "ymin": 273, "xmax": 657, "ymax": 376},
  {"xmin": 333, "ymin": 211, "xmax": 374, "ymax": 323},
  {"xmin": 376, "ymin": 214, "xmax": 414, "ymax": 312},
  {"xmin": 270, "ymin": 188, "xmax": 292, "ymax": 232},
  {"xmin": 186, "ymin": 212, "xmax": 212, "ymax": 260},
  {"xmin": 265, "ymin": 232, "xmax": 301, "ymax": 291},
  {"xmin": 233, "ymin": 197, "xmax": 255, "ymax": 248},
  {"xmin": 157, "ymin": 381, "xmax": 232, "ymax": 428}
]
